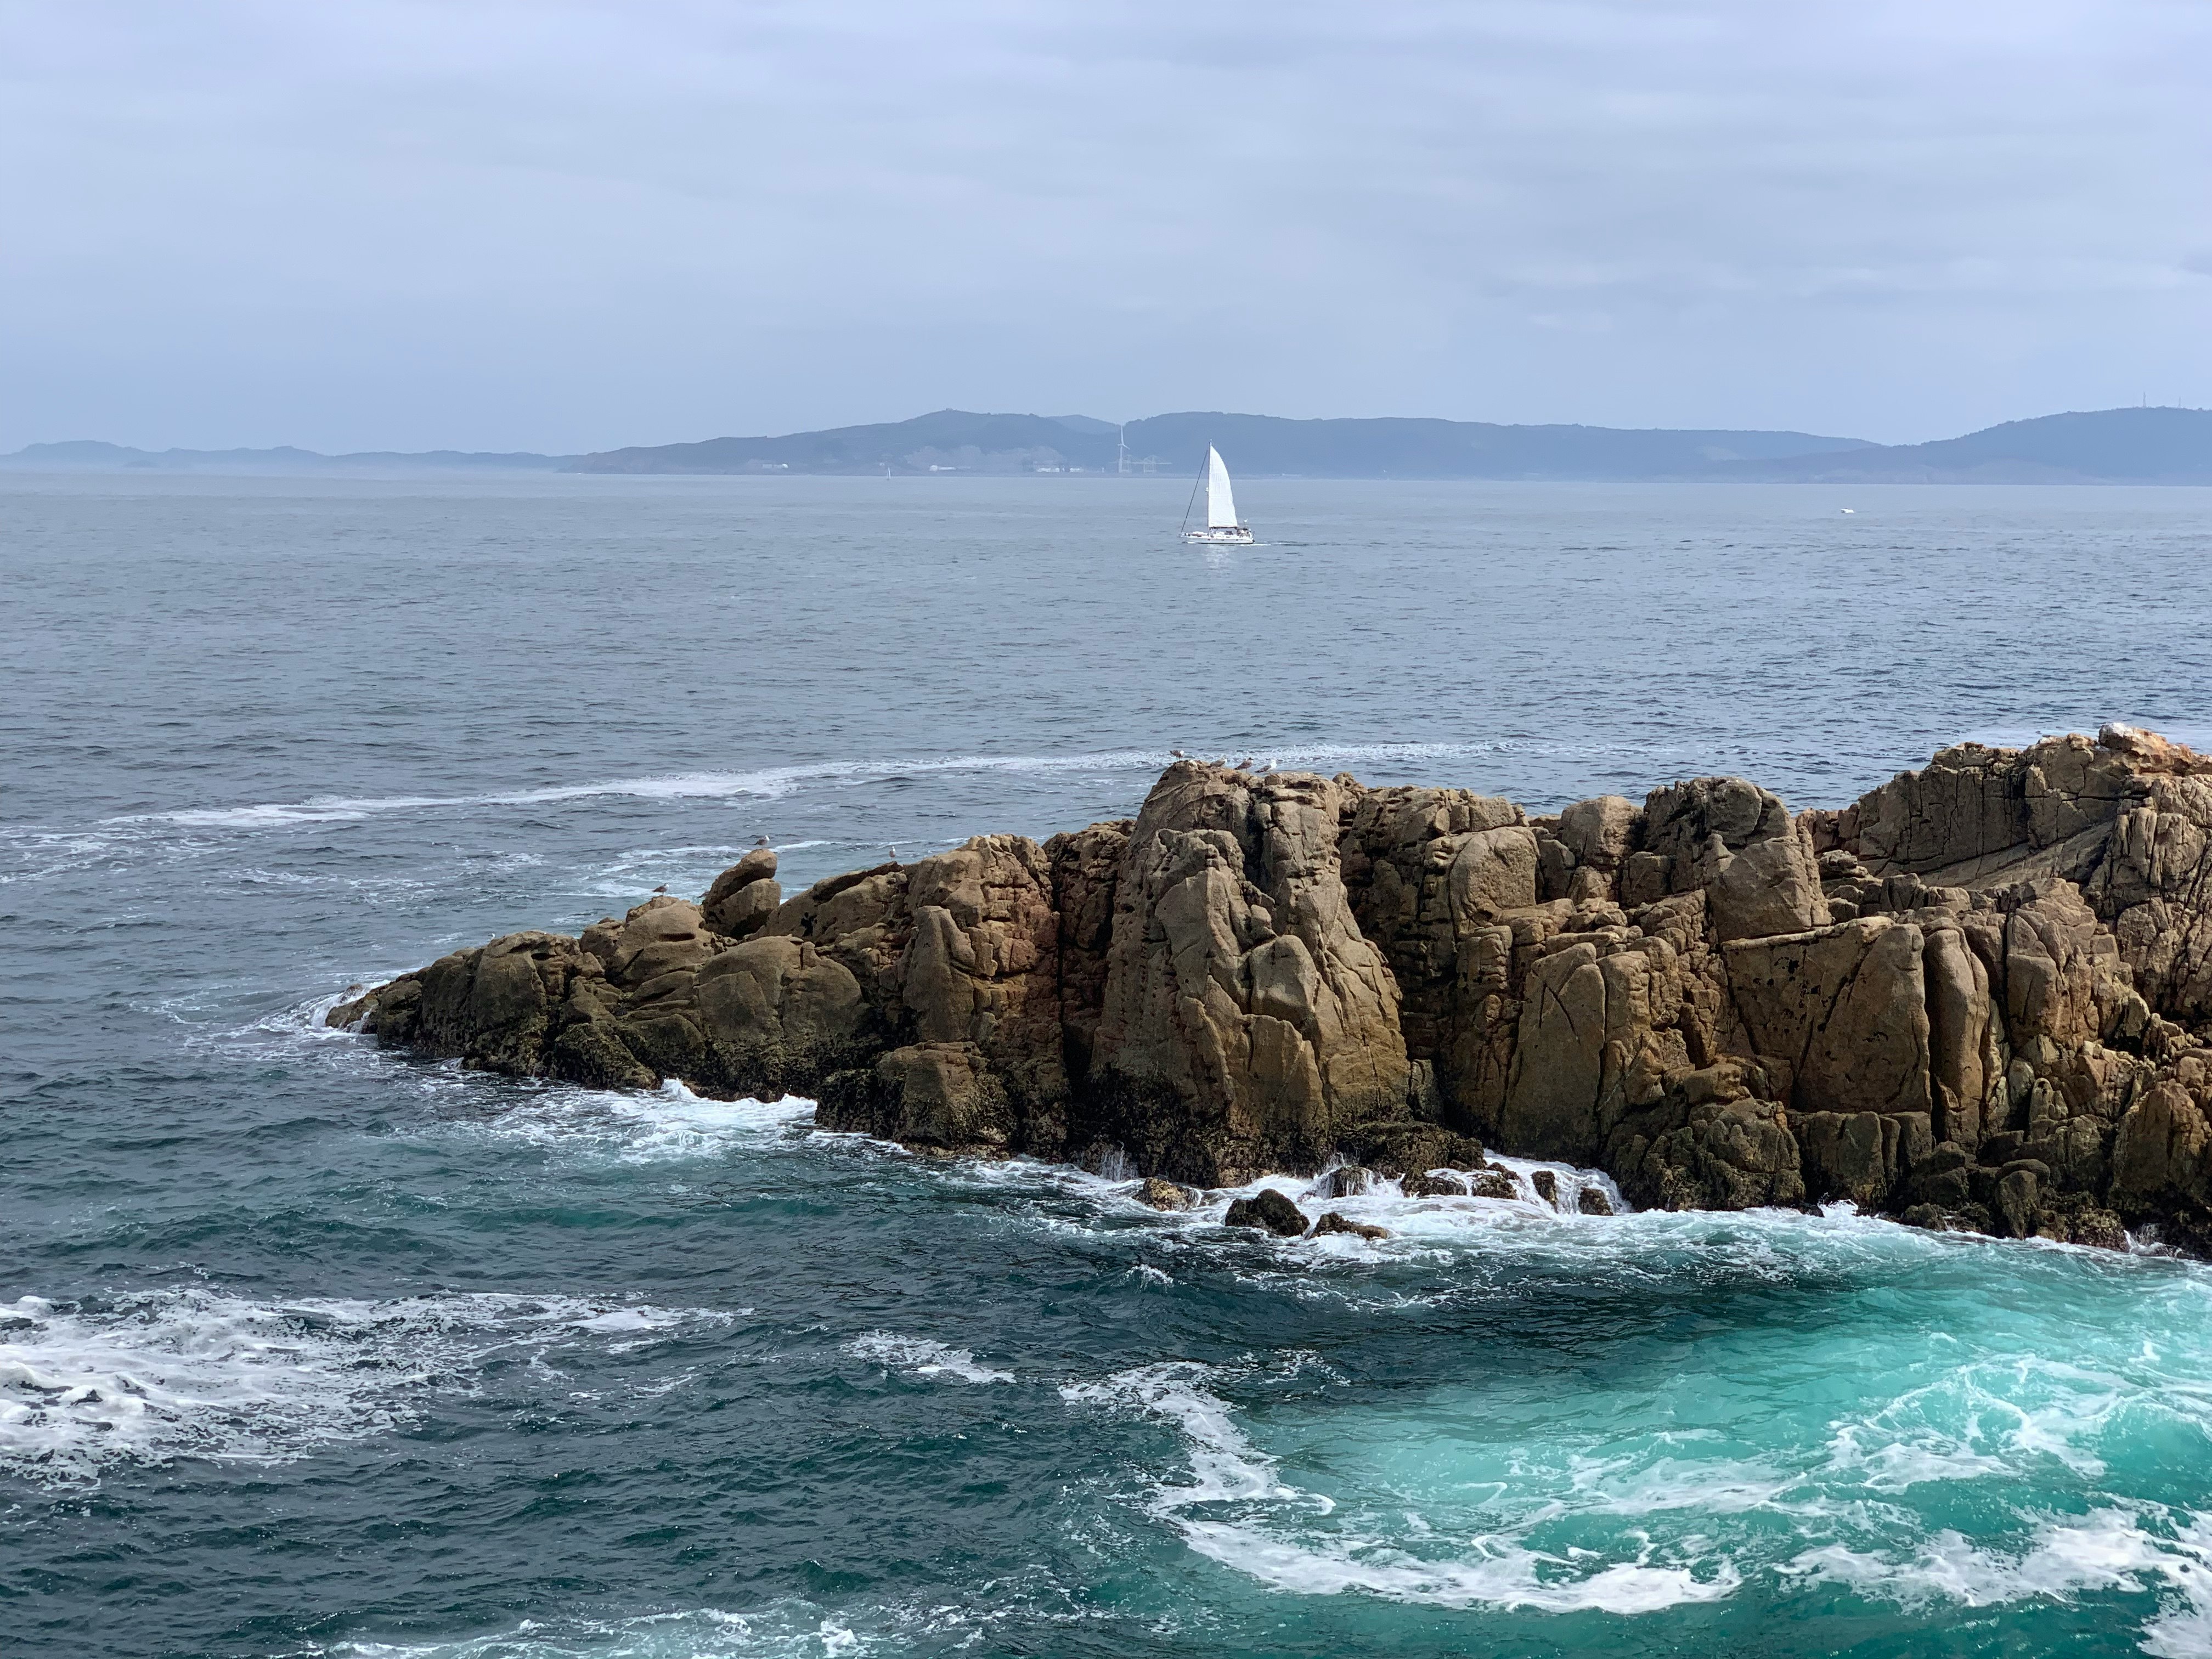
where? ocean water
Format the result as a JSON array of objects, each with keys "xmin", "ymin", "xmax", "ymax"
[{"xmin": 7, "ymin": 471, "xmax": 2212, "ymax": 1658}]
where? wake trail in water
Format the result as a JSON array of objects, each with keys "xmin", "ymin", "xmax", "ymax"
[{"xmin": 100, "ymin": 738, "xmax": 1554, "ymax": 832}]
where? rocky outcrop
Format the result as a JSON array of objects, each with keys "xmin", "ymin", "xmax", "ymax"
[
  {"xmin": 332, "ymin": 726, "xmax": 2212, "ymax": 1254},
  {"xmin": 1085, "ymin": 765, "xmax": 1412, "ymax": 1182}
]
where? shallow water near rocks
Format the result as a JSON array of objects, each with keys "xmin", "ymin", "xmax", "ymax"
[{"xmin": 7, "ymin": 472, "xmax": 2212, "ymax": 1657}]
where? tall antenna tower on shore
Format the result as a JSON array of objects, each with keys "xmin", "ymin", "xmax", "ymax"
[{"xmin": 1118, "ymin": 424, "xmax": 1129, "ymax": 476}]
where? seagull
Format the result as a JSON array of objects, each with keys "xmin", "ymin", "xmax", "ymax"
[
  {"xmin": 1236, "ymin": 757, "xmax": 1254, "ymax": 770},
  {"xmin": 652, "ymin": 884, "xmax": 669, "ymax": 894},
  {"xmin": 1170, "ymin": 749, "xmax": 1186, "ymax": 758},
  {"xmin": 754, "ymin": 836, "xmax": 770, "ymax": 847}
]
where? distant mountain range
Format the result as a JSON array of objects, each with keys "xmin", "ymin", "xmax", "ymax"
[
  {"xmin": 6, "ymin": 406, "xmax": 2208, "ymax": 483},
  {"xmin": 568, "ymin": 410, "xmax": 1873, "ymax": 478},
  {"xmin": 0, "ymin": 439, "xmax": 573, "ymax": 475}
]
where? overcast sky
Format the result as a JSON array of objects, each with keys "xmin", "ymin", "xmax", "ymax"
[{"xmin": 4, "ymin": 0, "xmax": 2208, "ymax": 451}]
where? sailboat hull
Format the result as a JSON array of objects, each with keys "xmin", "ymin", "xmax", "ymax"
[{"xmin": 1183, "ymin": 527, "xmax": 1254, "ymax": 544}]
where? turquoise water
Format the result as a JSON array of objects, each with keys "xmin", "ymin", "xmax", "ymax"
[{"xmin": 6, "ymin": 474, "xmax": 2212, "ymax": 1656}]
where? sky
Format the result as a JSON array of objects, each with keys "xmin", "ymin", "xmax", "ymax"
[{"xmin": 3, "ymin": 0, "xmax": 2209, "ymax": 452}]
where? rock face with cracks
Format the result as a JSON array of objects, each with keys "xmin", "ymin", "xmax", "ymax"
[{"xmin": 331, "ymin": 727, "xmax": 2212, "ymax": 1253}]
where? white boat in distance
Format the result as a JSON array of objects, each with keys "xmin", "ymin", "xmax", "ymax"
[{"xmin": 1182, "ymin": 447, "xmax": 1254, "ymax": 544}]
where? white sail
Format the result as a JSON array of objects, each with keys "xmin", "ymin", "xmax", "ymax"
[{"xmin": 1205, "ymin": 447, "xmax": 1240, "ymax": 528}]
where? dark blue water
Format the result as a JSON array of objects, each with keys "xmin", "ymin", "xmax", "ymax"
[{"xmin": 7, "ymin": 472, "xmax": 2212, "ymax": 1658}]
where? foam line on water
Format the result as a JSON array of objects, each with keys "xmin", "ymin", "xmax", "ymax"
[
  {"xmin": 0, "ymin": 1289, "xmax": 736, "ymax": 1483},
  {"xmin": 846, "ymin": 1332, "xmax": 1013, "ymax": 1385},
  {"xmin": 108, "ymin": 740, "xmax": 1544, "ymax": 831},
  {"xmin": 323, "ymin": 1602, "xmax": 867, "ymax": 1658}
]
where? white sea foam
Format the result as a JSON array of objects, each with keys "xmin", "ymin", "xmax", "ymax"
[
  {"xmin": 847, "ymin": 1331, "xmax": 1013, "ymax": 1385},
  {"xmin": 112, "ymin": 740, "xmax": 1541, "ymax": 833},
  {"xmin": 1822, "ymin": 1353, "xmax": 2128, "ymax": 1489},
  {"xmin": 1781, "ymin": 1504, "xmax": 2212, "ymax": 1644},
  {"xmin": 0, "ymin": 1289, "xmax": 735, "ymax": 1482},
  {"xmin": 1061, "ymin": 1362, "xmax": 1740, "ymax": 1614},
  {"xmin": 1180, "ymin": 1522, "xmax": 1745, "ymax": 1614},
  {"xmin": 421, "ymin": 1077, "xmax": 816, "ymax": 1164},
  {"xmin": 324, "ymin": 1602, "xmax": 867, "ymax": 1658}
]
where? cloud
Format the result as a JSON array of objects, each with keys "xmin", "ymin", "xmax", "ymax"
[{"xmin": 2, "ymin": 0, "xmax": 2207, "ymax": 447}]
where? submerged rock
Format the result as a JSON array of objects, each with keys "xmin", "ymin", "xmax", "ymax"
[
  {"xmin": 1311, "ymin": 1210, "xmax": 1390, "ymax": 1241},
  {"xmin": 1401, "ymin": 1170, "xmax": 1471, "ymax": 1198},
  {"xmin": 331, "ymin": 730, "xmax": 2212, "ymax": 1255},
  {"xmin": 1135, "ymin": 1176, "xmax": 1198, "ymax": 1211}
]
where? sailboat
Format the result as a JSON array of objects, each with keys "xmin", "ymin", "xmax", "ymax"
[{"xmin": 1182, "ymin": 447, "xmax": 1254, "ymax": 545}]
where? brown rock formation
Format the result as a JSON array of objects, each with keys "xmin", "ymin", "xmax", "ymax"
[{"xmin": 331, "ymin": 727, "xmax": 2212, "ymax": 1254}]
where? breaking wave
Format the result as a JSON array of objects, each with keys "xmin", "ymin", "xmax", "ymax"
[{"xmin": 1061, "ymin": 1361, "xmax": 1741, "ymax": 1614}]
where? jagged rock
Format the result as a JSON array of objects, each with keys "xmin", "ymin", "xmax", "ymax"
[
  {"xmin": 1223, "ymin": 1187, "xmax": 1306, "ymax": 1236},
  {"xmin": 1045, "ymin": 820, "xmax": 1129, "ymax": 1081},
  {"xmin": 1924, "ymin": 924, "xmax": 2000, "ymax": 1148},
  {"xmin": 1088, "ymin": 764, "xmax": 1411, "ymax": 1182},
  {"xmin": 1530, "ymin": 1169, "xmax": 1559, "ymax": 1206},
  {"xmin": 414, "ymin": 932, "xmax": 595, "ymax": 1073},
  {"xmin": 1136, "ymin": 1176, "xmax": 1199, "ymax": 1210},
  {"xmin": 1637, "ymin": 777, "xmax": 1829, "ymax": 941},
  {"xmin": 330, "ymin": 727, "xmax": 2212, "ymax": 1258},
  {"xmin": 1311, "ymin": 1210, "xmax": 1390, "ymax": 1240},
  {"xmin": 1995, "ymin": 1166, "xmax": 2041, "ymax": 1238},
  {"xmin": 1337, "ymin": 785, "xmax": 1528, "ymax": 1123},
  {"xmin": 1576, "ymin": 1186, "xmax": 1615, "ymax": 1216},
  {"xmin": 2111, "ymin": 1079, "xmax": 2209, "ymax": 1205},
  {"xmin": 1611, "ymin": 1086, "xmax": 1804, "ymax": 1211},
  {"xmin": 1900, "ymin": 1141, "xmax": 1973, "ymax": 1209}
]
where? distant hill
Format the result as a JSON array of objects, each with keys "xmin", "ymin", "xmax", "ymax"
[
  {"xmin": 569, "ymin": 409, "xmax": 1874, "ymax": 478},
  {"xmin": 1723, "ymin": 407, "xmax": 2212, "ymax": 484},
  {"xmin": 10, "ymin": 405, "xmax": 2206, "ymax": 482},
  {"xmin": 0, "ymin": 440, "xmax": 572, "ymax": 473},
  {"xmin": 571, "ymin": 411, "xmax": 1124, "ymax": 476}
]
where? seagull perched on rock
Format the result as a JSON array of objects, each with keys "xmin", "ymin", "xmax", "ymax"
[
  {"xmin": 1170, "ymin": 749, "xmax": 1185, "ymax": 758},
  {"xmin": 652, "ymin": 884, "xmax": 669, "ymax": 894},
  {"xmin": 1236, "ymin": 757, "xmax": 1254, "ymax": 770},
  {"xmin": 754, "ymin": 836, "xmax": 770, "ymax": 848}
]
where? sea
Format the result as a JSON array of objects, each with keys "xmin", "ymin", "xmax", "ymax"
[{"xmin": 7, "ymin": 471, "xmax": 2212, "ymax": 1658}]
